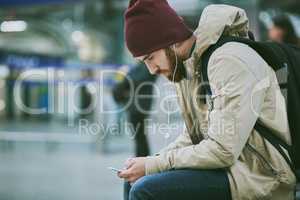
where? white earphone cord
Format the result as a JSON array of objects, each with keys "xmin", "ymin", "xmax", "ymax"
[{"xmin": 167, "ymin": 44, "xmax": 178, "ymax": 125}]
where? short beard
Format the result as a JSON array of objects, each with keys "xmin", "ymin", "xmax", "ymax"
[{"xmin": 165, "ymin": 47, "xmax": 187, "ymax": 82}]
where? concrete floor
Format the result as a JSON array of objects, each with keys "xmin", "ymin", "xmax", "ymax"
[
  {"xmin": 0, "ymin": 147, "xmax": 127, "ymax": 200},
  {"xmin": 0, "ymin": 119, "xmax": 133, "ymax": 200},
  {"xmin": 0, "ymin": 114, "xmax": 182, "ymax": 200}
]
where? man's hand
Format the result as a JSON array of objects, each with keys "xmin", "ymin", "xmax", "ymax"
[{"xmin": 118, "ymin": 157, "xmax": 146, "ymax": 184}]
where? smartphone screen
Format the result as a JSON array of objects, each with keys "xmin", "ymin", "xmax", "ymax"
[{"xmin": 108, "ymin": 167, "xmax": 122, "ymax": 173}]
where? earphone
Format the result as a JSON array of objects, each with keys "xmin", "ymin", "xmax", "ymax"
[
  {"xmin": 171, "ymin": 44, "xmax": 178, "ymax": 83},
  {"xmin": 167, "ymin": 44, "xmax": 179, "ymax": 135}
]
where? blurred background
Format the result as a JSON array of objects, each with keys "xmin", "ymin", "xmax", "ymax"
[{"xmin": 0, "ymin": 0, "xmax": 299, "ymax": 200}]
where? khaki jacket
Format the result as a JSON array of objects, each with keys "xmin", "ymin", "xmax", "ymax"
[{"xmin": 145, "ymin": 4, "xmax": 296, "ymax": 200}]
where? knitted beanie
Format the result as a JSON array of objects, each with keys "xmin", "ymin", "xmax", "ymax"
[{"xmin": 124, "ymin": 0, "xmax": 193, "ymax": 57}]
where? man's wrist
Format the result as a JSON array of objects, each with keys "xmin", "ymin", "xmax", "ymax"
[{"xmin": 145, "ymin": 155, "xmax": 162, "ymax": 175}]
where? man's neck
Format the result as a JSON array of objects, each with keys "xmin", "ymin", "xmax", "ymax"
[{"xmin": 176, "ymin": 35, "xmax": 197, "ymax": 60}]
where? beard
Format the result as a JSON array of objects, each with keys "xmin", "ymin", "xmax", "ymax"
[{"xmin": 164, "ymin": 47, "xmax": 187, "ymax": 82}]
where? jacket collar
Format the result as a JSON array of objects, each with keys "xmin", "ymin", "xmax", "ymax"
[{"xmin": 183, "ymin": 4, "xmax": 250, "ymax": 79}]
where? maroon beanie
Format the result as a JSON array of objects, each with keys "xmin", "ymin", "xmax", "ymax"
[{"xmin": 124, "ymin": 0, "xmax": 193, "ymax": 57}]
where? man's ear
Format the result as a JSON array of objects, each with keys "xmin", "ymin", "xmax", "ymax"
[{"xmin": 170, "ymin": 43, "xmax": 179, "ymax": 49}]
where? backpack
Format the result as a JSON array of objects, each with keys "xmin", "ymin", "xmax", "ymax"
[{"xmin": 200, "ymin": 35, "xmax": 300, "ymax": 181}]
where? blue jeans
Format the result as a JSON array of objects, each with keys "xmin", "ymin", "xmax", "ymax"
[{"xmin": 124, "ymin": 169, "xmax": 231, "ymax": 200}]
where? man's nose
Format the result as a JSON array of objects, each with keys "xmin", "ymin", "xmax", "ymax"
[{"xmin": 147, "ymin": 64, "xmax": 159, "ymax": 75}]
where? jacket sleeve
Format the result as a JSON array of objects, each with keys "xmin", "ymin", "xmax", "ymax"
[
  {"xmin": 145, "ymin": 53, "xmax": 267, "ymax": 175},
  {"xmin": 155, "ymin": 128, "xmax": 193, "ymax": 155}
]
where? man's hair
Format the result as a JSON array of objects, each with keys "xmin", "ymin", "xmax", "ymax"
[
  {"xmin": 164, "ymin": 46, "xmax": 187, "ymax": 82},
  {"xmin": 273, "ymin": 15, "xmax": 299, "ymax": 45}
]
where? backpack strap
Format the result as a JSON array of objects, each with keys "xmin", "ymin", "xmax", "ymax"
[
  {"xmin": 254, "ymin": 122, "xmax": 296, "ymax": 173},
  {"xmin": 200, "ymin": 36, "xmax": 298, "ymax": 180}
]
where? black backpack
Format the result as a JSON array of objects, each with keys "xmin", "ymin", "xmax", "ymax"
[{"xmin": 200, "ymin": 35, "xmax": 300, "ymax": 181}]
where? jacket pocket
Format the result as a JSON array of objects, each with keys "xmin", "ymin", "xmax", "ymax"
[
  {"xmin": 245, "ymin": 143, "xmax": 281, "ymax": 199},
  {"xmin": 246, "ymin": 143, "xmax": 279, "ymax": 177}
]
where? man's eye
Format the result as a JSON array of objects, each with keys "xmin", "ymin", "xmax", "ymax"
[{"xmin": 148, "ymin": 56, "xmax": 153, "ymax": 61}]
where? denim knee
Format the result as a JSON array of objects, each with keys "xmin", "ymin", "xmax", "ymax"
[{"xmin": 129, "ymin": 177, "xmax": 153, "ymax": 200}]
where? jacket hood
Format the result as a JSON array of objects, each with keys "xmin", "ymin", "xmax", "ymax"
[{"xmin": 185, "ymin": 5, "xmax": 249, "ymax": 68}]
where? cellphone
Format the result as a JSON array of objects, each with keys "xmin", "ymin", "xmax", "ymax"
[{"xmin": 108, "ymin": 167, "xmax": 122, "ymax": 173}]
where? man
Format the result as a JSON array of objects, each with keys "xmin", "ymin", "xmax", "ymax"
[
  {"xmin": 268, "ymin": 15, "xmax": 299, "ymax": 45},
  {"xmin": 118, "ymin": 1, "xmax": 296, "ymax": 200},
  {"xmin": 112, "ymin": 63, "xmax": 157, "ymax": 157}
]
